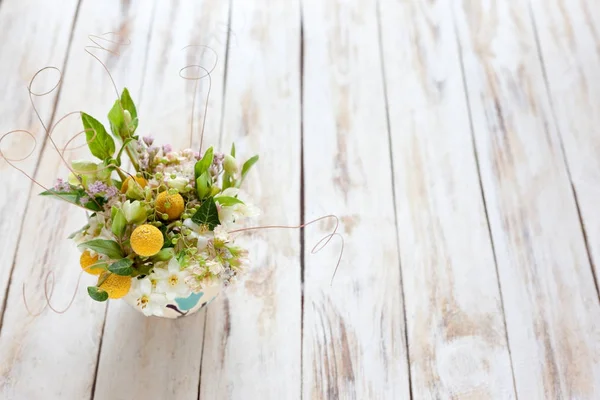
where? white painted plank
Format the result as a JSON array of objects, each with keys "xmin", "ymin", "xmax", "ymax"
[
  {"xmin": 379, "ymin": 1, "xmax": 515, "ymax": 398},
  {"xmin": 301, "ymin": 0, "xmax": 410, "ymax": 398},
  {"xmin": 199, "ymin": 0, "xmax": 302, "ymax": 398},
  {"xmin": 0, "ymin": 1, "xmax": 154, "ymax": 399},
  {"xmin": 0, "ymin": 0, "xmax": 79, "ymax": 328},
  {"xmin": 93, "ymin": 1, "xmax": 229, "ymax": 399},
  {"xmin": 531, "ymin": 0, "xmax": 600, "ymax": 293},
  {"xmin": 454, "ymin": 1, "xmax": 600, "ymax": 398}
]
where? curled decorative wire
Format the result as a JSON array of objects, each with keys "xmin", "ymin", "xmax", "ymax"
[{"xmin": 229, "ymin": 215, "xmax": 345, "ymax": 286}]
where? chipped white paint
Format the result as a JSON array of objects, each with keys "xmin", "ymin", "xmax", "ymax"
[
  {"xmin": 530, "ymin": 0, "xmax": 600, "ymax": 294},
  {"xmin": 454, "ymin": 0, "xmax": 600, "ymax": 398},
  {"xmin": 379, "ymin": 0, "xmax": 515, "ymax": 398},
  {"xmin": 302, "ymin": 0, "xmax": 410, "ymax": 398}
]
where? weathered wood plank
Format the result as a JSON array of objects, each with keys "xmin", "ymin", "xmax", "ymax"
[
  {"xmin": 301, "ymin": 0, "xmax": 410, "ymax": 398},
  {"xmin": 531, "ymin": 0, "xmax": 600, "ymax": 292},
  {"xmin": 0, "ymin": 1, "xmax": 154, "ymax": 399},
  {"xmin": 454, "ymin": 1, "xmax": 600, "ymax": 398},
  {"xmin": 379, "ymin": 1, "xmax": 515, "ymax": 398},
  {"xmin": 0, "ymin": 0, "xmax": 79, "ymax": 328},
  {"xmin": 199, "ymin": 0, "xmax": 302, "ymax": 398},
  {"xmin": 93, "ymin": 1, "xmax": 229, "ymax": 399}
]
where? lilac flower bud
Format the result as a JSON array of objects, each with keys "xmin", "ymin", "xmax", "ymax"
[
  {"xmin": 162, "ymin": 144, "xmax": 173, "ymax": 153},
  {"xmin": 143, "ymin": 136, "xmax": 154, "ymax": 146}
]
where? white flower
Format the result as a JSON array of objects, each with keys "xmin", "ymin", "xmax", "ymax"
[
  {"xmin": 183, "ymin": 218, "xmax": 214, "ymax": 250},
  {"xmin": 152, "ymin": 258, "xmax": 192, "ymax": 300},
  {"xmin": 126, "ymin": 277, "xmax": 168, "ymax": 317},
  {"xmin": 206, "ymin": 259, "xmax": 224, "ymax": 275},
  {"xmin": 216, "ymin": 188, "xmax": 260, "ymax": 227},
  {"xmin": 213, "ymin": 225, "xmax": 230, "ymax": 242}
]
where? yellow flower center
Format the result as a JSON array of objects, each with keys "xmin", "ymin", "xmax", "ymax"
[
  {"xmin": 138, "ymin": 295, "xmax": 149, "ymax": 309},
  {"xmin": 169, "ymin": 275, "xmax": 179, "ymax": 286}
]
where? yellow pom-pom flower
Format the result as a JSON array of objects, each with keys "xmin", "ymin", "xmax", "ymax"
[
  {"xmin": 98, "ymin": 273, "xmax": 132, "ymax": 299},
  {"xmin": 80, "ymin": 251, "xmax": 104, "ymax": 275},
  {"xmin": 121, "ymin": 176, "xmax": 148, "ymax": 194},
  {"xmin": 155, "ymin": 191, "xmax": 185, "ymax": 220},
  {"xmin": 130, "ymin": 224, "xmax": 164, "ymax": 257}
]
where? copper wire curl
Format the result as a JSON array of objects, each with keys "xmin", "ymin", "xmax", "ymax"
[{"xmin": 229, "ymin": 215, "xmax": 344, "ymax": 286}]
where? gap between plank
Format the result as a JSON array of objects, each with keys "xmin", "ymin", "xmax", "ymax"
[
  {"xmin": 374, "ymin": 1, "xmax": 413, "ymax": 398},
  {"xmin": 450, "ymin": 8, "xmax": 519, "ymax": 400},
  {"xmin": 299, "ymin": 3, "xmax": 306, "ymax": 399},
  {"xmin": 526, "ymin": 1, "xmax": 600, "ymax": 301},
  {"xmin": 0, "ymin": 0, "xmax": 83, "ymax": 334},
  {"xmin": 89, "ymin": 303, "xmax": 109, "ymax": 400}
]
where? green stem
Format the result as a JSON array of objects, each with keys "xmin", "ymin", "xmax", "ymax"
[{"xmin": 124, "ymin": 143, "xmax": 140, "ymax": 172}]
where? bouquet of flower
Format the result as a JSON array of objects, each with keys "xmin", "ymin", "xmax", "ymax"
[{"xmin": 43, "ymin": 88, "xmax": 259, "ymax": 318}]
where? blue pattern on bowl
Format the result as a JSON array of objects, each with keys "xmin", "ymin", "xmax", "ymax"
[{"xmin": 175, "ymin": 292, "xmax": 203, "ymax": 311}]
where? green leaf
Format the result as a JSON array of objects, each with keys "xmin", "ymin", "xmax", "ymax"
[
  {"xmin": 107, "ymin": 100, "xmax": 124, "ymax": 139},
  {"xmin": 108, "ymin": 258, "xmax": 134, "ymax": 276},
  {"xmin": 111, "ymin": 207, "xmax": 127, "ymax": 237},
  {"xmin": 78, "ymin": 239, "xmax": 123, "ymax": 260},
  {"xmin": 39, "ymin": 188, "xmax": 103, "ymax": 211},
  {"xmin": 215, "ymin": 196, "xmax": 244, "ymax": 206},
  {"xmin": 196, "ymin": 171, "xmax": 212, "ymax": 199},
  {"xmin": 81, "ymin": 112, "xmax": 115, "ymax": 160},
  {"xmin": 230, "ymin": 142, "xmax": 236, "ymax": 157},
  {"xmin": 121, "ymin": 88, "xmax": 138, "ymax": 126},
  {"xmin": 239, "ymin": 155, "xmax": 259, "ymax": 184},
  {"xmin": 87, "ymin": 286, "xmax": 109, "ymax": 302},
  {"xmin": 191, "ymin": 198, "xmax": 220, "ymax": 230},
  {"xmin": 108, "ymin": 88, "xmax": 138, "ymax": 140},
  {"xmin": 194, "ymin": 146, "xmax": 214, "ymax": 179}
]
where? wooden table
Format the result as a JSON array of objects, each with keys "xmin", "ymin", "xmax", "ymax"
[{"xmin": 0, "ymin": 0, "xmax": 599, "ymax": 399}]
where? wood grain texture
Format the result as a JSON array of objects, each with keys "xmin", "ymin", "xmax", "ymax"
[
  {"xmin": 0, "ymin": 0, "xmax": 79, "ymax": 328},
  {"xmin": 531, "ymin": 0, "xmax": 600, "ymax": 292},
  {"xmin": 93, "ymin": 1, "xmax": 229, "ymax": 399},
  {"xmin": 379, "ymin": 0, "xmax": 515, "ymax": 398},
  {"xmin": 301, "ymin": 0, "xmax": 410, "ymax": 398},
  {"xmin": 454, "ymin": 0, "xmax": 600, "ymax": 398},
  {"xmin": 199, "ymin": 0, "xmax": 302, "ymax": 398},
  {"xmin": 0, "ymin": 1, "xmax": 153, "ymax": 399}
]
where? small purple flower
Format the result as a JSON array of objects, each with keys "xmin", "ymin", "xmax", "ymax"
[
  {"xmin": 54, "ymin": 178, "xmax": 71, "ymax": 192},
  {"xmin": 193, "ymin": 151, "xmax": 201, "ymax": 160},
  {"xmin": 80, "ymin": 196, "xmax": 90, "ymax": 205},
  {"xmin": 143, "ymin": 136, "xmax": 154, "ymax": 146},
  {"xmin": 139, "ymin": 156, "xmax": 149, "ymax": 170},
  {"xmin": 162, "ymin": 144, "xmax": 173, "ymax": 153},
  {"xmin": 105, "ymin": 186, "xmax": 118, "ymax": 198},
  {"xmin": 87, "ymin": 180, "xmax": 108, "ymax": 196}
]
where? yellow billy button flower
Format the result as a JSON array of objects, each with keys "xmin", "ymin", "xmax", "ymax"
[
  {"xmin": 98, "ymin": 273, "xmax": 132, "ymax": 299},
  {"xmin": 80, "ymin": 251, "xmax": 104, "ymax": 275},
  {"xmin": 130, "ymin": 224, "xmax": 164, "ymax": 257},
  {"xmin": 121, "ymin": 176, "xmax": 148, "ymax": 194},
  {"xmin": 155, "ymin": 191, "xmax": 185, "ymax": 220}
]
